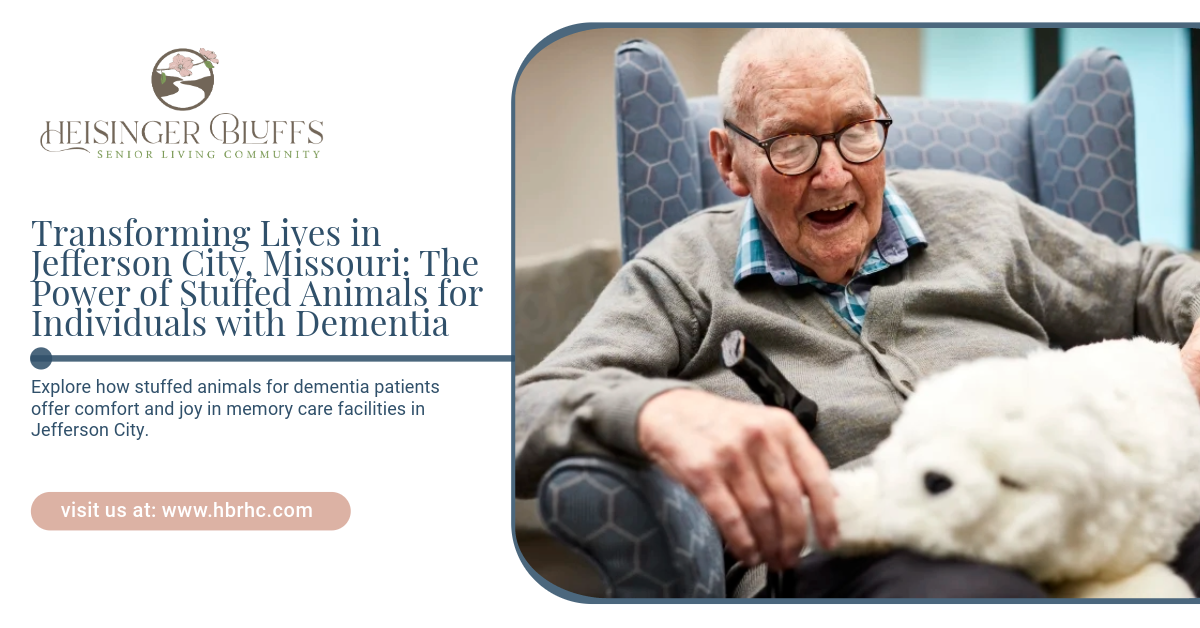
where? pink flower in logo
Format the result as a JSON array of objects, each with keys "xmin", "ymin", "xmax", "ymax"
[
  {"xmin": 199, "ymin": 48, "xmax": 219, "ymax": 64},
  {"xmin": 171, "ymin": 54, "xmax": 194, "ymax": 77}
]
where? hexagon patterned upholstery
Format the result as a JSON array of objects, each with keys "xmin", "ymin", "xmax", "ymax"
[
  {"xmin": 539, "ymin": 458, "xmax": 725, "ymax": 597},
  {"xmin": 614, "ymin": 39, "xmax": 1138, "ymax": 260},
  {"xmin": 1031, "ymin": 53, "xmax": 1138, "ymax": 243},
  {"xmin": 538, "ymin": 39, "xmax": 1140, "ymax": 598}
]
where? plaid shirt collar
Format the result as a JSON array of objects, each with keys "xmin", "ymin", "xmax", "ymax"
[{"xmin": 733, "ymin": 182, "xmax": 927, "ymax": 287}]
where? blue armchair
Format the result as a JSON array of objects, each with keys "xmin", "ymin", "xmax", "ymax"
[{"xmin": 535, "ymin": 39, "xmax": 1140, "ymax": 598}]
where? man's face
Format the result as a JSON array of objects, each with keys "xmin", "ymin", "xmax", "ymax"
[{"xmin": 715, "ymin": 57, "xmax": 887, "ymax": 284}]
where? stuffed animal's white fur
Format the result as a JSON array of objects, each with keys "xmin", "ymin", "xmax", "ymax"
[{"xmin": 824, "ymin": 337, "xmax": 1200, "ymax": 598}]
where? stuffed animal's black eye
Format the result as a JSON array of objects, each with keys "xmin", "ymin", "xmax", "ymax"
[
  {"xmin": 999, "ymin": 476, "xmax": 1026, "ymax": 490},
  {"xmin": 923, "ymin": 471, "xmax": 953, "ymax": 495}
]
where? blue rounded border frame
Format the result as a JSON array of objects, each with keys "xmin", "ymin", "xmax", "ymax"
[{"xmin": 508, "ymin": 21, "xmax": 1200, "ymax": 604}]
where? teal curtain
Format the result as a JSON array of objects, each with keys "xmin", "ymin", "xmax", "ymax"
[{"xmin": 921, "ymin": 28, "xmax": 1033, "ymax": 102}]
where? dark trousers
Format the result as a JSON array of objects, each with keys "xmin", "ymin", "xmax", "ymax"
[{"xmin": 789, "ymin": 522, "xmax": 1200, "ymax": 598}]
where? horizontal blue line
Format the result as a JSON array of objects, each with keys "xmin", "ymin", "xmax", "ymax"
[{"xmin": 50, "ymin": 355, "xmax": 513, "ymax": 363}]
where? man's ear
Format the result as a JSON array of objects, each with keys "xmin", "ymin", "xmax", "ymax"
[{"xmin": 709, "ymin": 127, "xmax": 750, "ymax": 197}]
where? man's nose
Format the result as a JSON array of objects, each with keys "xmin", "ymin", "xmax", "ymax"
[{"xmin": 808, "ymin": 138, "xmax": 852, "ymax": 190}]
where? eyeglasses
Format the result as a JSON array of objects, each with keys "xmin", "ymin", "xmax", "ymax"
[{"xmin": 723, "ymin": 96, "xmax": 893, "ymax": 176}]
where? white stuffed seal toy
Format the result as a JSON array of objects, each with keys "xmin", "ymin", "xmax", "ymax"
[{"xmin": 824, "ymin": 337, "xmax": 1200, "ymax": 598}]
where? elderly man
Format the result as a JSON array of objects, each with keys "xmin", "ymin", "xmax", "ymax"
[{"xmin": 515, "ymin": 28, "xmax": 1200, "ymax": 597}]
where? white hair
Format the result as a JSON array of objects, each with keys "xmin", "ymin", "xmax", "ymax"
[{"xmin": 717, "ymin": 28, "xmax": 876, "ymax": 124}]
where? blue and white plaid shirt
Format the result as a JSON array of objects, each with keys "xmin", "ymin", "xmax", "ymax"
[{"xmin": 733, "ymin": 183, "xmax": 927, "ymax": 335}]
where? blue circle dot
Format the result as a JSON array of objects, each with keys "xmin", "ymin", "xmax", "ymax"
[{"xmin": 31, "ymin": 348, "xmax": 52, "ymax": 370}]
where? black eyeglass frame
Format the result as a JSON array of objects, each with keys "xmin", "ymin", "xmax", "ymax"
[{"xmin": 723, "ymin": 96, "xmax": 894, "ymax": 176}]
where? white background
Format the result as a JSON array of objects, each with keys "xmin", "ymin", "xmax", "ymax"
[{"xmin": 2, "ymin": 1, "xmax": 1199, "ymax": 626}]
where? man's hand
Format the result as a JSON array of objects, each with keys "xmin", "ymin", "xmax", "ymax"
[
  {"xmin": 637, "ymin": 388, "xmax": 839, "ymax": 570},
  {"xmin": 1182, "ymin": 319, "xmax": 1200, "ymax": 400}
]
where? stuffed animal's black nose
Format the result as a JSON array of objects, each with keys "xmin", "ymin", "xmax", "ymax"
[{"xmin": 924, "ymin": 471, "xmax": 953, "ymax": 495}]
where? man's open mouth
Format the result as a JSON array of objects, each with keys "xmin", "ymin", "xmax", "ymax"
[{"xmin": 807, "ymin": 201, "xmax": 857, "ymax": 227}]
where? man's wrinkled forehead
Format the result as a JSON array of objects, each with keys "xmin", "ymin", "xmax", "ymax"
[
  {"xmin": 733, "ymin": 52, "xmax": 872, "ymax": 124},
  {"xmin": 753, "ymin": 91, "xmax": 877, "ymax": 137}
]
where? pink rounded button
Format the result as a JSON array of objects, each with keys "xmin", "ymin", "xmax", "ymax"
[{"xmin": 32, "ymin": 492, "xmax": 350, "ymax": 530}]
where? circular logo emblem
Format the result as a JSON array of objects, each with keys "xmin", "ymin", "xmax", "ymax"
[{"xmin": 151, "ymin": 48, "xmax": 218, "ymax": 111}]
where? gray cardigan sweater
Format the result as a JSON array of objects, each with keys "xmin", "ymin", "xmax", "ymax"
[{"xmin": 514, "ymin": 169, "xmax": 1200, "ymax": 498}]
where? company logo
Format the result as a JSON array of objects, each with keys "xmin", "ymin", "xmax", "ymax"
[
  {"xmin": 152, "ymin": 48, "xmax": 219, "ymax": 111},
  {"xmin": 41, "ymin": 46, "xmax": 325, "ymax": 160}
]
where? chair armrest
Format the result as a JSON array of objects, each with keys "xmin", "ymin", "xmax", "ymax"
[{"xmin": 537, "ymin": 456, "xmax": 725, "ymax": 598}]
